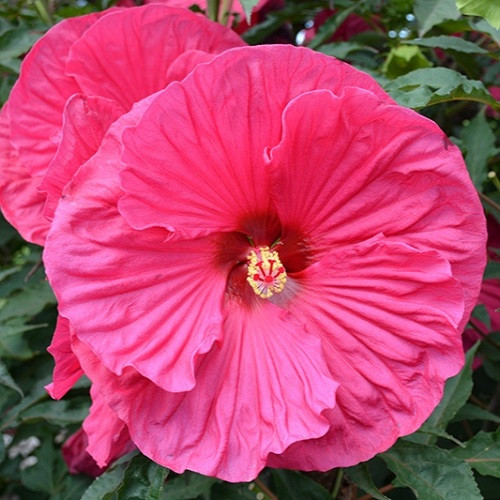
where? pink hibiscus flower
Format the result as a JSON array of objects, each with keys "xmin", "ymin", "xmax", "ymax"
[
  {"xmin": 43, "ymin": 45, "xmax": 486, "ymax": 481},
  {"xmin": 0, "ymin": 4, "xmax": 244, "ymax": 245}
]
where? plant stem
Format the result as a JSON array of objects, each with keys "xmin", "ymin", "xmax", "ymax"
[
  {"xmin": 479, "ymin": 191, "xmax": 500, "ymax": 212},
  {"xmin": 32, "ymin": 0, "xmax": 53, "ymax": 25},
  {"xmin": 331, "ymin": 468, "xmax": 343, "ymax": 498},
  {"xmin": 255, "ymin": 478, "xmax": 278, "ymax": 500},
  {"xmin": 220, "ymin": 0, "xmax": 234, "ymax": 25},
  {"xmin": 207, "ymin": 0, "xmax": 220, "ymax": 21}
]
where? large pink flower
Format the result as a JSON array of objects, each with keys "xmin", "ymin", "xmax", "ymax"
[
  {"xmin": 0, "ymin": 4, "xmax": 244, "ymax": 245},
  {"xmin": 43, "ymin": 45, "xmax": 486, "ymax": 481}
]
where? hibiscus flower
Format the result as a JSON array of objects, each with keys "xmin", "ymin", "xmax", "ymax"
[
  {"xmin": 0, "ymin": 4, "xmax": 244, "ymax": 245},
  {"xmin": 43, "ymin": 45, "xmax": 486, "ymax": 481}
]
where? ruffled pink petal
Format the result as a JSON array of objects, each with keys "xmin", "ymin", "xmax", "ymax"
[
  {"xmin": 45, "ymin": 316, "xmax": 84, "ymax": 399},
  {"xmin": 40, "ymin": 94, "xmax": 124, "ymax": 220},
  {"xmin": 62, "ymin": 428, "xmax": 105, "ymax": 477},
  {"xmin": 83, "ymin": 385, "xmax": 133, "ymax": 468},
  {"xmin": 268, "ymin": 238, "xmax": 465, "ymax": 470},
  {"xmin": 44, "ymin": 118, "xmax": 230, "ymax": 393},
  {"xmin": 0, "ymin": 105, "xmax": 48, "ymax": 245},
  {"xmin": 269, "ymin": 87, "xmax": 486, "ymax": 330},
  {"xmin": 164, "ymin": 49, "xmax": 217, "ymax": 82},
  {"xmin": 4, "ymin": 6, "xmax": 241, "ymax": 245},
  {"xmin": 65, "ymin": 5, "xmax": 244, "ymax": 111},
  {"xmin": 71, "ymin": 301, "xmax": 338, "ymax": 482},
  {"xmin": 119, "ymin": 45, "xmax": 393, "ymax": 241},
  {"xmin": 8, "ymin": 12, "xmax": 101, "ymax": 178}
]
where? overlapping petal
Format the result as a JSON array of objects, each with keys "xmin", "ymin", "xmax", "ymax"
[
  {"xmin": 119, "ymin": 45, "xmax": 393, "ymax": 241},
  {"xmin": 65, "ymin": 5, "xmax": 244, "ymax": 110},
  {"xmin": 2, "ymin": 5, "xmax": 244, "ymax": 245},
  {"xmin": 8, "ymin": 12, "xmax": 102, "ymax": 177},
  {"xmin": 72, "ymin": 302, "xmax": 338, "ymax": 481},
  {"xmin": 62, "ymin": 428, "xmax": 105, "ymax": 477},
  {"xmin": 40, "ymin": 94, "xmax": 124, "ymax": 220},
  {"xmin": 0, "ymin": 106, "xmax": 47, "ymax": 244},
  {"xmin": 44, "ymin": 120, "xmax": 230, "ymax": 393},
  {"xmin": 269, "ymin": 238, "xmax": 465, "ymax": 470},
  {"xmin": 45, "ymin": 316, "xmax": 84, "ymax": 399},
  {"xmin": 83, "ymin": 385, "xmax": 133, "ymax": 468},
  {"xmin": 269, "ymin": 87, "xmax": 486, "ymax": 329}
]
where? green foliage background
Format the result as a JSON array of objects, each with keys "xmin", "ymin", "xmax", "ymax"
[{"xmin": 0, "ymin": 0, "xmax": 499, "ymax": 498}]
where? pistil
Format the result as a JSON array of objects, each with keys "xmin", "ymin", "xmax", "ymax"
[{"xmin": 247, "ymin": 246, "xmax": 287, "ymax": 299}]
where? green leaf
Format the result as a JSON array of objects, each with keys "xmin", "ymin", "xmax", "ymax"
[
  {"xmin": 384, "ymin": 67, "xmax": 498, "ymax": 109},
  {"xmin": 0, "ymin": 267, "xmax": 20, "ymax": 283},
  {"xmin": 20, "ymin": 437, "xmax": 55, "ymax": 494},
  {"xmin": 483, "ymin": 260, "xmax": 500, "ymax": 279},
  {"xmin": 420, "ymin": 343, "xmax": 479, "ymax": 441},
  {"xmin": 471, "ymin": 304, "xmax": 492, "ymax": 329},
  {"xmin": 81, "ymin": 452, "xmax": 165, "ymax": 500},
  {"xmin": 381, "ymin": 46, "xmax": 432, "ymax": 79},
  {"xmin": 406, "ymin": 35, "xmax": 489, "ymax": 54},
  {"xmin": 483, "ymin": 359, "xmax": 500, "ymax": 381},
  {"xmin": 408, "ymin": 424, "xmax": 465, "ymax": 447},
  {"xmin": 0, "ymin": 27, "xmax": 40, "ymax": 74},
  {"xmin": 345, "ymin": 463, "xmax": 390, "ymax": 500},
  {"xmin": 0, "ymin": 435, "xmax": 4, "ymax": 464},
  {"xmin": 0, "ymin": 378, "xmax": 51, "ymax": 432},
  {"xmin": 238, "ymin": 0, "xmax": 259, "ymax": 23},
  {"xmin": 461, "ymin": 110, "xmax": 496, "ymax": 191},
  {"xmin": 115, "ymin": 454, "xmax": 168, "ymax": 500},
  {"xmin": 0, "ymin": 28, "xmax": 41, "ymax": 61},
  {"xmin": 0, "ymin": 261, "xmax": 45, "ymax": 298},
  {"xmin": 163, "ymin": 472, "xmax": 218, "ymax": 500},
  {"xmin": 271, "ymin": 469, "xmax": 331, "ymax": 500},
  {"xmin": 241, "ymin": 13, "xmax": 281, "ymax": 44},
  {"xmin": 456, "ymin": 0, "xmax": 500, "ymax": 29},
  {"xmin": 450, "ymin": 429, "xmax": 500, "ymax": 478},
  {"xmin": 452, "ymin": 403, "xmax": 500, "ymax": 424},
  {"xmin": 0, "ymin": 216, "xmax": 17, "ymax": 245},
  {"xmin": 309, "ymin": 1, "xmax": 362, "ymax": 50},
  {"xmin": 209, "ymin": 482, "xmax": 257, "ymax": 499},
  {"xmin": 319, "ymin": 41, "xmax": 374, "ymax": 60},
  {"xmin": 0, "ymin": 280, "xmax": 56, "ymax": 322},
  {"xmin": 471, "ymin": 19, "xmax": 500, "ymax": 44},
  {"xmin": 0, "ymin": 320, "xmax": 38, "ymax": 359},
  {"xmin": 81, "ymin": 466, "xmax": 127, "ymax": 500},
  {"xmin": 0, "ymin": 359, "xmax": 23, "ymax": 396},
  {"xmin": 381, "ymin": 441, "xmax": 482, "ymax": 500},
  {"xmin": 414, "ymin": 0, "xmax": 461, "ymax": 36},
  {"xmin": 20, "ymin": 399, "xmax": 90, "ymax": 426}
]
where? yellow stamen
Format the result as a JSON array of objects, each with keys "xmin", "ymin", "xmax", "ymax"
[{"xmin": 247, "ymin": 246, "xmax": 287, "ymax": 298}]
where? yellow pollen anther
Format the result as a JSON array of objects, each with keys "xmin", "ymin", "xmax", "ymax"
[{"xmin": 246, "ymin": 246, "xmax": 287, "ymax": 299}]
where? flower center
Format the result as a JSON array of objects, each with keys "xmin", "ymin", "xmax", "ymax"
[{"xmin": 246, "ymin": 246, "xmax": 287, "ymax": 299}]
